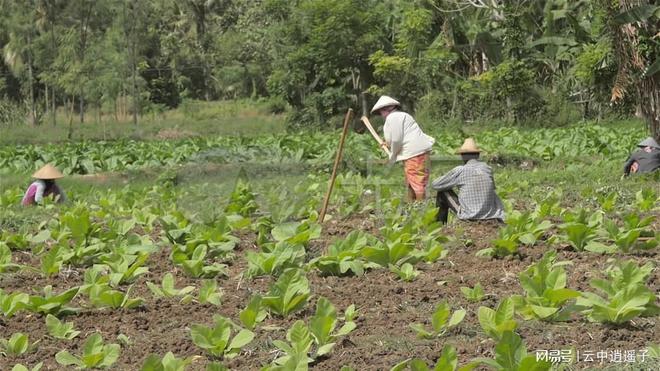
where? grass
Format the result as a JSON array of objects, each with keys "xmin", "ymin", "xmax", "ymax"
[{"xmin": 0, "ymin": 99, "xmax": 287, "ymax": 145}]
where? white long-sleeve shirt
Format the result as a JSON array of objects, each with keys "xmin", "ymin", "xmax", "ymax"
[{"xmin": 383, "ymin": 111, "xmax": 435, "ymax": 164}]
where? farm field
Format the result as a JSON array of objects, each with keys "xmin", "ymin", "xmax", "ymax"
[{"xmin": 0, "ymin": 123, "xmax": 659, "ymax": 371}]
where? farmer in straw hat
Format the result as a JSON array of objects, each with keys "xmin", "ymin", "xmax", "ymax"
[
  {"xmin": 623, "ymin": 137, "xmax": 660, "ymax": 176},
  {"xmin": 371, "ymin": 95, "xmax": 435, "ymax": 201},
  {"xmin": 431, "ymin": 138, "xmax": 504, "ymax": 224},
  {"xmin": 21, "ymin": 164, "xmax": 67, "ymax": 206}
]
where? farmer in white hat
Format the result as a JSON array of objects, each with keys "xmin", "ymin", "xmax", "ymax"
[
  {"xmin": 21, "ymin": 164, "xmax": 67, "ymax": 206},
  {"xmin": 431, "ymin": 138, "xmax": 504, "ymax": 224},
  {"xmin": 371, "ymin": 95, "xmax": 435, "ymax": 201},
  {"xmin": 623, "ymin": 137, "xmax": 660, "ymax": 176}
]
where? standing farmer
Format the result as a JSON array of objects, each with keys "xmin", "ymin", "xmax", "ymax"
[
  {"xmin": 371, "ymin": 95, "xmax": 435, "ymax": 201},
  {"xmin": 21, "ymin": 164, "xmax": 67, "ymax": 206}
]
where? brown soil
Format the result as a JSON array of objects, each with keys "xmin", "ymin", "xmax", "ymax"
[{"xmin": 1, "ymin": 214, "xmax": 658, "ymax": 370}]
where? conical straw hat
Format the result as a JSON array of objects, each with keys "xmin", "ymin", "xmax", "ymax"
[
  {"xmin": 32, "ymin": 164, "xmax": 64, "ymax": 179},
  {"xmin": 371, "ymin": 95, "xmax": 400, "ymax": 113},
  {"xmin": 456, "ymin": 138, "xmax": 481, "ymax": 154}
]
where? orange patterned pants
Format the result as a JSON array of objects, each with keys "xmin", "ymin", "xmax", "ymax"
[{"xmin": 404, "ymin": 152, "xmax": 430, "ymax": 200}]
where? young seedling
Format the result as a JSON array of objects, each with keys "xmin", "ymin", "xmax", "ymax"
[
  {"xmin": 460, "ymin": 283, "xmax": 486, "ymax": 302},
  {"xmin": 263, "ymin": 320, "xmax": 314, "ymax": 370},
  {"xmin": 1, "ymin": 333, "xmax": 37, "ymax": 357},
  {"xmin": 146, "ymin": 273, "xmax": 195, "ymax": 300},
  {"xmin": 239, "ymin": 295, "xmax": 267, "ymax": 330},
  {"xmin": 511, "ymin": 251, "xmax": 581, "ymax": 321},
  {"xmin": 576, "ymin": 261, "xmax": 659, "ymax": 324},
  {"xmin": 262, "ymin": 268, "xmax": 310, "ymax": 317},
  {"xmin": 0, "ymin": 289, "xmax": 29, "ymax": 318},
  {"xmin": 141, "ymin": 351, "xmax": 193, "ymax": 371},
  {"xmin": 309, "ymin": 231, "xmax": 369, "ymax": 277},
  {"xmin": 198, "ymin": 280, "xmax": 223, "ymax": 306},
  {"xmin": 389, "ymin": 263, "xmax": 420, "ymax": 282},
  {"xmin": 55, "ymin": 333, "xmax": 120, "ymax": 369},
  {"xmin": 467, "ymin": 331, "xmax": 552, "ymax": 370},
  {"xmin": 10, "ymin": 363, "xmax": 43, "ymax": 371},
  {"xmin": 391, "ymin": 344, "xmax": 459, "ymax": 371},
  {"xmin": 45, "ymin": 314, "xmax": 80, "ymax": 340},
  {"xmin": 88, "ymin": 284, "xmax": 143, "ymax": 310},
  {"xmin": 410, "ymin": 301, "xmax": 466, "ymax": 339},
  {"xmin": 478, "ymin": 297, "xmax": 517, "ymax": 340},
  {"xmin": 246, "ymin": 242, "xmax": 305, "ymax": 278},
  {"xmin": 309, "ymin": 297, "xmax": 357, "ymax": 357},
  {"xmin": 25, "ymin": 285, "xmax": 79, "ymax": 316},
  {"xmin": 190, "ymin": 315, "xmax": 254, "ymax": 359}
]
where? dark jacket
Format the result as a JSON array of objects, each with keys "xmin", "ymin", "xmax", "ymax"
[{"xmin": 623, "ymin": 149, "xmax": 660, "ymax": 175}]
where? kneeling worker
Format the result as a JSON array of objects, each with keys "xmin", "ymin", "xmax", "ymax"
[
  {"xmin": 431, "ymin": 138, "xmax": 505, "ymax": 224},
  {"xmin": 21, "ymin": 164, "xmax": 67, "ymax": 206},
  {"xmin": 623, "ymin": 137, "xmax": 660, "ymax": 176}
]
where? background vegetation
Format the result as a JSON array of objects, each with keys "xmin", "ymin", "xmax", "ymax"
[{"xmin": 1, "ymin": 0, "xmax": 658, "ymax": 138}]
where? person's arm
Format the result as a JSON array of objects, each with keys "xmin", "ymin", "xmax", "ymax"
[
  {"xmin": 33, "ymin": 181, "xmax": 46, "ymax": 203},
  {"xmin": 385, "ymin": 115, "xmax": 404, "ymax": 164},
  {"xmin": 623, "ymin": 156, "xmax": 635, "ymax": 176},
  {"xmin": 431, "ymin": 167, "xmax": 463, "ymax": 191},
  {"xmin": 54, "ymin": 184, "xmax": 67, "ymax": 203}
]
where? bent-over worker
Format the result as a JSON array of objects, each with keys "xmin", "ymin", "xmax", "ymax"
[
  {"xmin": 21, "ymin": 164, "xmax": 67, "ymax": 206},
  {"xmin": 623, "ymin": 137, "xmax": 660, "ymax": 176},
  {"xmin": 431, "ymin": 138, "xmax": 504, "ymax": 224}
]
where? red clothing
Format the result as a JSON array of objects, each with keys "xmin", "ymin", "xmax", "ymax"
[
  {"xmin": 404, "ymin": 152, "xmax": 430, "ymax": 198},
  {"xmin": 21, "ymin": 180, "xmax": 65, "ymax": 205}
]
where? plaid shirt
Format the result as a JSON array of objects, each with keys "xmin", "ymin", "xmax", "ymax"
[{"xmin": 431, "ymin": 159, "xmax": 505, "ymax": 220}]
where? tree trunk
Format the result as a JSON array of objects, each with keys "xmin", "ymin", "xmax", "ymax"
[
  {"xmin": 607, "ymin": 0, "xmax": 659, "ymax": 140},
  {"xmin": 27, "ymin": 30, "xmax": 37, "ymax": 126},
  {"xmin": 131, "ymin": 0, "xmax": 140, "ymax": 126}
]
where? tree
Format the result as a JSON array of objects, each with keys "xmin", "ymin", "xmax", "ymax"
[{"xmin": 604, "ymin": 0, "xmax": 660, "ymax": 140}]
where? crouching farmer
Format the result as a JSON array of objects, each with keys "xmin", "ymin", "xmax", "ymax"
[
  {"xmin": 21, "ymin": 164, "xmax": 67, "ymax": 206},
  {"xmin": 431, "ymin": 138, "xmax": 505, "ymax": 224},
  {"xmin": 623, "ymin": 137, "xmax": 660, "ymax": 176}
]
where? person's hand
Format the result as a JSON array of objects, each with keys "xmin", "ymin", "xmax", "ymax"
[{"xmin": 630, "ymin": 161, "xmax": 639, "ymax": 173}]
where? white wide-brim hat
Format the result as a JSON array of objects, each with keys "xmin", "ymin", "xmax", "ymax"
[
  {"xmin": 456, "ymin": 138, "xmax": 481, "ymax": 154},
  {"xmin": 371, "ymin": 95, "xmax": 400, "ymax": 113},
  {"xmin": 32, "ymin": 164, "xmax": 64, "ymax": 179}
]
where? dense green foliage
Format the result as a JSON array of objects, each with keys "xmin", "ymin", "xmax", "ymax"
[{"xmin": 1, "ymin": 0, "xmax": 658, "ymax": 130}]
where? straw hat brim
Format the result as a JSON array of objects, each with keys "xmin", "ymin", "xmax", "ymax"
[
  {"xmin": 456, "ymin": 148, "xmax": 482, "ymax": 154},
  {"xmin": 32, "ymin": 164, "xmax": 64, "ymax": 179},
  {"xmin": 371, "ymin": 96, "xmax": 400, "ymax": 113}
]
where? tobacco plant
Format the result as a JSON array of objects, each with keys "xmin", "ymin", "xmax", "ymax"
[
  {"xmin": 467, "ymin": 331, "xmax": 552, "ymax": 370},
  {"xmin": 309, "ymin": 231, "xmax": 369, "ymax": 276},
  {"xmin": 1, "ymin": 333, "xmax": 36, "ymax": 357},
  {"xmin": 25, "ymin": 285, "xmax": 79, "ymax": 316},
  {"xmin": 55, "ymin": 333, "xmax": 120, "ymax": 369},
  {"xmin": 146, "ymin": 273, "xmax": 195, "ymax": 300},
  {"xmin": 309, "ymin": 297, "xmax": 357, "ymax": 358},
  {"xmin": 511, "ymin": 251, "xmax": 580, "ymax": 321},
  {"xmin": 461, "ymin": 283, "xmax": 486, "ymax": 302},
  {"xmin": 141, "ymin": 352, "xmax": 193, "ymax": 371},
  {"xmin": 577, "ymin": 261, "xmax": 659, "ymax": 324},
  {"xmin": 198, "ymin": 280, "xmax": 223, "ymax": 306},
  {"xmin": 190, "ymin": 315, "xmax": 254, "ymax": 359},
  {"xmin": 410, "ymin": 301, "xmax": 466, "ymax": 339},
  {"xmin": 246, "ymin": 242, "xmax": 305, "ymax": 278},
  {"xmin": 262, "ymin": 268, "xmax": 310, "ymax": 316},
  {"xmin": 391, "ymin": 345, "xmax": 460, "ymax": 371},
  {"xmin": 478, "ymin": 297, "xmax": 517, "ymax": 340},
  {"xmin": 45, "ymin": 314, "xmax": 80, "ymax": 340}
]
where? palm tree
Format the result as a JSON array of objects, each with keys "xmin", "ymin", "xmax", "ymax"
[{"xmin": 605, "ymin": 0, "xmax": 659, "ymax": 141}]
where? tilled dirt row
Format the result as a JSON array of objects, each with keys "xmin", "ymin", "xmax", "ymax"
[{"xmin": 1, "ymin": 217, "xmax": 659, "ymax": 370}]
